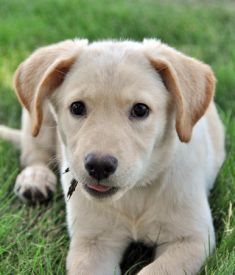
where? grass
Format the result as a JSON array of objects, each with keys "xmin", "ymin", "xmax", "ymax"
[{"xmin": 0, "ymin": 0, "xmax": 234, "ymax": 274}]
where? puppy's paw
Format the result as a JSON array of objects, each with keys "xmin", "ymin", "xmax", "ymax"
[
  {"xmin": 138, "ymin": 264, "xmax": 170, "ymax": 275},
  {"xmin": 67, "ymin": 253, "xmax": 121, "ymax": 275},
  {"xmin": 14, "ymin": 165, "xmax": 57, "ymax": 203}
]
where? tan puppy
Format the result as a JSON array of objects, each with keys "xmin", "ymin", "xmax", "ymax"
[{"xmin": 0, "ymin": 39, "xmax": 225, "ymax": 274}]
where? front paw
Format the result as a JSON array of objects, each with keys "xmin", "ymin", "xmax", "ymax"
[
  {"xmin": 138, "ymin": 264, "xmax": 183, "ymax": 275},
  {"xmin": 67, "ymin": 267, "xmax": 89, "ymax": 275},
  {"xmin": 67, "ymin": 265, "xmax": 120, "ymax": 275},
  {"xmin": 14, "ymin": 165, "xmax": 56, "ymax": 203},
  {"xmin": 138, "ymin": 264, "xmax": 165, "ymax": 275},
  {"xmin": 67, "ymin": 252, "xmax": 93, "ymax": 275},
  {"xmin": 67, "ymin": 252, "xmax": 121, "ymax": 275},
  {"xmin": 67, "ymin": 260, "xmax": 91, "ymax": 275}
]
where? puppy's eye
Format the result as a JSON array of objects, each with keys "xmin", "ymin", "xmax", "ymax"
[
  {"xmin": 130, "ymin": 103, "xmax": 150, "ymax": 119},
  {"xmin": 70, "ymin": 101, "xmax": 86, "ymax": 116}
]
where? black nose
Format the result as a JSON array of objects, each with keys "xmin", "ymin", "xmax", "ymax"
[{"xmin": 84, "ymin": 154, "xmax": 118, "ymax": 180}]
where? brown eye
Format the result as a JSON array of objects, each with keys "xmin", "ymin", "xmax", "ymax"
[
  {"xmin": 70, "ymin": 101, "xmax": 86, "ymax": 116},
  {"xmin": 130, "ymin": 103, "xmax": 150, "ymax": 119}
]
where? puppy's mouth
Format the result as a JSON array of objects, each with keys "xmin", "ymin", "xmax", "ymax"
[{"xmin": 84, "ymin": 183, "xmax": 119, "ymax": 198}]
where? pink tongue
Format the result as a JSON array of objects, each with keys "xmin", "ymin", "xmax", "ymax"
[{"xmin": 87, "ymin": 183, "xmax": 111, "ymax": 192}]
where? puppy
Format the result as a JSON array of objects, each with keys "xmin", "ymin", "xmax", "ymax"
[{"xmin": 0, "ymin": 39, "xmax": 225, "ymax": 274}]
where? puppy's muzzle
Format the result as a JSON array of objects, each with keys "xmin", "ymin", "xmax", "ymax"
[{"xmin": 84, "ymin": 153, "xmax": 118, "ymax": 180}]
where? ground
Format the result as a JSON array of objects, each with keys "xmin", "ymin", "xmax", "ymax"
[{"xmin": 0, "ymin": 0, "xmax": 234, "ymax": 274}]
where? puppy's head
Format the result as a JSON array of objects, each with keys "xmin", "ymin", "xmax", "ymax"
[{"xmin": 14, "ymin": 39, "xmax": 215, "ymax": 201}]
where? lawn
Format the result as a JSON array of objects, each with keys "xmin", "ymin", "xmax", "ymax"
[{"xmin": 0, "ymin": 0, "xmax": 234, "ymax": 274}]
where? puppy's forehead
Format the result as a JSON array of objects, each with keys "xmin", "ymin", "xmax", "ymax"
[
  {"xmin": 72, "ymin": 42, "xmax": 148, "ymax": 81},
  {"xmin": 63, "ymin": 42, "xmax": 165, "ymax": 103}
]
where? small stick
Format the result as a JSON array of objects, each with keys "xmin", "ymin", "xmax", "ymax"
[{"xmin": 67, "ymin": 178, "xmax": 78, "ymax": 199}]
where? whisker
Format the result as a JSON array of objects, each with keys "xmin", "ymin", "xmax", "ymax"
[{"xmin": 55, "ymin": 69, "xmax": 67, "ymax": 76}]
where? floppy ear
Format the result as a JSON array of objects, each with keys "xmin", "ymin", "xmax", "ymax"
[
  {"xmin": 14, "ymin": 39, "xmax": 88, "ymax": 137},
  {"xmin": 144, "ymin": 40, "xmax": 215, "ymax": 142}
]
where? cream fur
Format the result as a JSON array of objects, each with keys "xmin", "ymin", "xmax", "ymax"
[{"xmin": 0, "ymin": 39, "xmax": 225, "ymax": 275}]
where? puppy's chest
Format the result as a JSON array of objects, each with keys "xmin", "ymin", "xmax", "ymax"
[{"xmin": 114, "ymin": 194, "xmax": 171, "ymax": 244}]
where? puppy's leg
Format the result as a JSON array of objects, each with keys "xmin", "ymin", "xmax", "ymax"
[
  {"xmin": 138, "ymin": 206, "xmax": 215, "ymax": 275},
  {"xmin": 66, "ymin": 236, "xmax": 124, "ymax": 275},
  {"xmin": 15, "ymin": 106, "xmax": 57, "ymax": 203},
  {"xmin": 138, "ymin": 237, "xmax": 212, "ymax": 275}
]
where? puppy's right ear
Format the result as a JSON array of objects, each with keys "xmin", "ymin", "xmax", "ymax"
[{"xmin": 14, "ymin": 39, "xmax": 88, "ymax": 136}]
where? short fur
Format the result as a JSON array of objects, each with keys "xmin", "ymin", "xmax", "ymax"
[{"xmin": 0, "ymin": 39, "xmax": 225, "ymax": 274}]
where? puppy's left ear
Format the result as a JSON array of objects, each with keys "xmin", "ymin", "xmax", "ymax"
[{"xmin": 144, "ymin": 40, "xmax": 215, "ymax": 142}]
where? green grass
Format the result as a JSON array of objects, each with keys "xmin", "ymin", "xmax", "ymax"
[{"xmin": 0, "ymin": 0, "xmax": 234, "ymax": 274}]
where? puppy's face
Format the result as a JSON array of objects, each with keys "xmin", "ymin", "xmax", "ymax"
[
  {"xmin": 15, "ymin": 39, "xmax": 214, "ymax": 201},
  {"xmin": 52, "ymin": 45, "xmax": 172, "ymax": 200}
]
